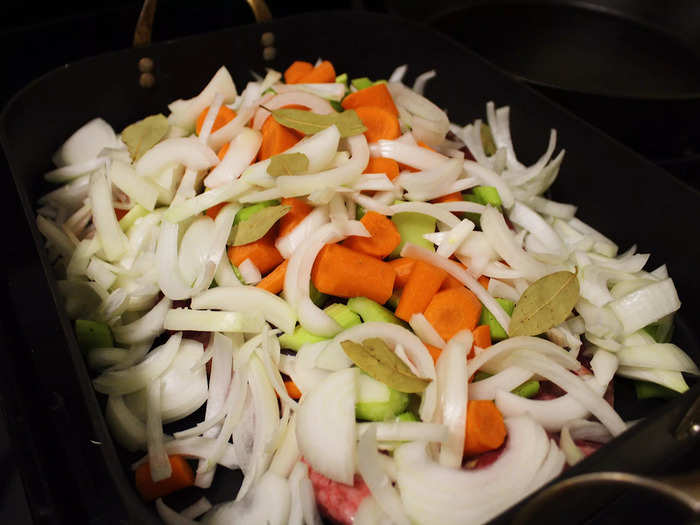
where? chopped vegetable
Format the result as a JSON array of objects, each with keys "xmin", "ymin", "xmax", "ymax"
[
  {"xmin": 424, "ymin": 287, "xmax": 482, "ymax": 341},
  {"xmin": 256, "ymin": 260, "xmax": 289, "ymax": 294},
  {"xmin": 347, "ymin": 296, "xmax": 404, "ymax": 326},
  {"xmin": 395, "ymin": 261, "xmax": 447, "ymax": 322},
  {"xmin": 341, "ymin": 82, "xmax": 399, "ymax": 116},
  {"xmin": 463, "ymin": 400, "xmax": 506, "ymax": 457},
  {"xmin": 279, "ymin": 303, "xmax": 361, "ymax": 350},
  {"xmin": 227, "ymin": 229, "xmax": 284, "ymax": 275},
  {"xmin": 480, "ymin": 298, "xmax": 515, "ymax": 341},
  {"xmin": 343, "ymin": 211, "xmax": 401, "ymax": 259},
  {"xmin": 364, "ymin": 157, "xmax": 400, "ymax": 181},
  {"xmin": 75, "ymin": 319, "xmax": 114, "ymax": 353},
  {"xmin": 354, "ymin": 106, "xmax": 401, "ymax": 143},
  {"xmin": 134, "ymin": 455, "xmax": 195, "ymax": 501},
  {"xmin": 390, "ymin": 210, "xmax": 436, "ymax": 258}
]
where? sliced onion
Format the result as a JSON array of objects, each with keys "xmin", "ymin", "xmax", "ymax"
[
  {"xmin": 156, "ymin": 499, "xmax": 199, "ymax": 525},
  {"xmin": 167, "ymin": 66, "xmax": 237, "ymax": 130},
  {"xmin": 508, "ymin": 201, "xmax": 566, "ymax": 256},
  {"xmin": 463, "ymin": 160, "xmax": 515, "ymax": 209},
  {"xmin": 89, "ymin": 170, "xmax": 128, "ymax": 261},
  {"xmin": 357, "ymin": 422, "xmax": 448, "ymax": 442},
  {"xmin": 135, "ymin": 137, "xmax": 218, "ymax": 176},
  {"xmin": 178, "ymin": 217, "xmax": 216, "ymax": 285},
  {"xmin": 204, "ymin": 128, "xmax": 262, "ymax": 188},
  {"xmin": 276, "ymin": 134, "xmax": 369, "ymax": 197},
  {"xmin": 45, "ymin": 157, "xmax": 106, "ymax": 184},
  {"xmin": 296, "ymin": 367, "xmax": 357, "ymax": 484},
  {"xmin": 615, "ymin": 366, "xmax": 689, "ymax": 393},
  {"xmin": 207, "ymin": 104, "xmax": 260, "ymax": 151},
  {"xmin": 105, "ymin": 395, "xmax": 146, "ymax": 451},
  {"xmin": 269, "ymin": 416, "xmax": 301, "ymax": 478},
  {"xmin": 412, "ymin": 70, "xmax": 436, "ymax": 96},
  {"xmin": 616, "ymin": 343, "xmax": 698, "ymax": 374},
  {"xmin": 528, "ymin": 439, "xmax": 566, "ymax": 494},
  {"xmin": 275, "ymin": 205, "xmax": 329, "ymax": 259},
  {"xmin": 273, "ymin": 82, "xmax": 346, "ymax": 101},
  {"xmin": 402, "ymin": 243, "xmax": 512, "ymax": 335},
  {"xmin": 389, "ymin": 202, "xmax": 460, "ymax": 228},
  {"xmin": 469, "ymin": 366, "xmax": 532, "ymax": 400},
  {"xmin": 192, "ymin": 286, "xmax": 296, "ymax": 334},
  {"xmin": 409, "ymin": 313, "xmax": 446, "ymax": 349},
  {"xmin": 109, "ymin": 160, "xmax": 160, "ymax": 211},
  {"xmin": 560, "ymin": 421, "xmax": 585, "ymax": 466},
  {"xmin": 164, "ymin": 308, "xmax": 265, "ymax": 333},
  {"xmin": 370, "ymin": 139, "xmax": 449, "ymax": 170},
  {"xmin": 575, "ymin": 298, "xmax": 623, "ymax": 339},
  {"xmin": 609, "ymin": 278, "xmax": 681, "ymax": 334},
  {"xmin": 146, "ymin": 378, "xmax": 172, "ymax": 482},
  {"xmin": 165, "ymin": 180, "xmax": 250, "ymax": 224},
  {"xmin": 112, "ymin": 295, "xmax": 172, "ymax": 344},
  {"xmin": 202, "ymin": 472, "xmax": 290, "ymax": 525},
  {"xmin": 238, "ymin": 258, "xmax": 262, "ymax": 284},
  {"xmin": 527, "ymin": 195, "xmax": 577, "ymax": 220},
  {"xmin": 394, "ymin": 416, "xmax": 551, "ymax": 525},
  {"xmin": 435, "ymin": 219, "xmax": 475, "ymax": 259},
  {"xmin": 358, "ymin": 425, "xmax": 411, "ymax": 525},
  {"xmin": 133, "ymin": 436, "xmax": 239, "ymax": 470},
  {"xmin": 52, "ymin": 118, "xmax": 117, "ymax": 167},
  {"xmin": 93, "ymin": 332, "xmax": 182, "ymax": 395},
  {"xmin": 435, "ymin": 336, "xmax": 469, "ymax": 467}
]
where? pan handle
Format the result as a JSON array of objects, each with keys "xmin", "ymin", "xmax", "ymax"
[{"xmin": 133, "ymin": 0, "xmax": 272, "ymax": 47}]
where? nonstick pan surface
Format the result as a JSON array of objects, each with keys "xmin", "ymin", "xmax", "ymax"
[{"xmin": 0, "ymin": 10, "xmax": 698, "ymax": 524}]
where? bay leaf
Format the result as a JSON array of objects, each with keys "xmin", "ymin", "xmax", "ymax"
[
  {"xmin": 267, "ymin": 152, "xmax": 310, "ymax": 176},
  {"xmin": 341, "ymin": 338, "xmax": 431, "ymax": 393},
  {"xmin": 509, "ymin": 271, "xmax": 580, "ymax": 337},
  {"xmin": 271, "ymin": 108, "xmax": 367, "ymax": 138},
  {"xmin": 227, "ymin": 204, "xmax": 291, "ymax": 246},
  {"xmin": 121, "ymin": 114, "xmax": 169, "ymax": 161}
]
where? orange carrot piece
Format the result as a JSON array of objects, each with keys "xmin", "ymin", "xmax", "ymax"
[
  {"xmin": 426, "ymin": 343, "xmax": 442, "ymax": 365},
  {"xmin": 463, "ymin": 400, "xmax": 507, "ymax": 457},
  {"xmin": 388, "ymin": 257, "xmax": 416, "ymax": 289},
  {"xmin": 297, "ymin": 60, "xmax": 336, "ymax": 84},
  {"xmin": 423, "ymin": 287, "xmax": 482, "ymax": 341},
  {"xmin": 284, "ymin": 61, "xmax": 314, "ymax": 84},
  {"xmin": 354, "ymin": 106, "xmax": 400, "ymax": 144},
  {"xmin": 256, "ymin": 259, "xmax": 289, "ymax": 294},
  {"xmin": 470, "ymin": 325, "xmax": 491, "ymax": 358},
  {"xmin": 285, "ymin": 379, "xmax": 302, "ymax": 400},
  {"xmin": 217, "ymin": 143, "xmax": 230, "ymax": 160},
  {"xmin": 478, "ymin": 275, "xmax": 490, "ymax": 289},
  {"xmin": 134, "ymin": 455, "xmax": 195, "ymax": 502},
  {"xmin": 399, "ymin": 141, "xmax": 436, "ymax": 172},
  {"xmin": 258, "ymin": 117, "xmax": 302, "ymax": 161},
  {"xmin": 431, "ymin": 192, "xmax": 462, "ymax": 203},
  {"xmin": 278, "ymin": 197, "xmax": 313, "ymax": 238},
  {"xmin": 341, "ymin": 83, "xmax": 399, "ymax": 116},
  {"xmin": 440, "ymin": 273, "xmax": 465, "ymax": 290},
  {"xmin": 363, "ymin": 157, "xmax": 400, "ymax": 181},
  {"xmin": 196, "ymin": 105, "xmax": 237, "ymax": 136},
  {"xmin": 342, "ymin": 211, "xmax": 401, "ymax": 259},
  {"xmin": 228, "ymin": 228, "xmax": 284, "ymax": 275},
  {"xmin": 205, "ymin": 202, "xmax": 227, "ymax": 220},
  {"xmin": 311, "ymin": 243, "xmax": 396, "ymax": 304},
  {"xmin": 395, "ymin": 261, "xmax": 447, "ymax": 322}
]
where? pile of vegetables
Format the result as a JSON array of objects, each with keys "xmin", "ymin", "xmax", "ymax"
[{"xmin": 35, "ymin": 58, "xmax": 698, "ymax": 524}]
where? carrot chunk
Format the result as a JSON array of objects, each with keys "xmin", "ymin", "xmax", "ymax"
[
  {"xmin": 342, "ymin": 211, "xmax": 401, "ymax": 259},
  {"xmin": 196, "ymin": 105, "xmax": 237, "ymax": 136},
  {"xmin": 395, "ymin": 261, "xmax": 447, "ymax": 322},
  {"xmin": 256, "ymin": 259, "xmax": 289, "ymax": 294},
  {"xmin": 134, "ymin": 455, "xmax": 194, "ymax": 502},
  {"xmin": 363, "ymin": 157, "xmax": 400, "ymax": 181},
  {"xmin": 284, "ymin": 61, "xmax": 314, "ymax": 84},
  {"xmin": 431, "ymin": 192, "xmax": 463, "ymax": 203},
  {"xmin": 464, "ymin": 400, "xmax": 507, "ymax": 457},
  {"xmin": 478, "ymin": 275, "xmax": 490, "ymax": 289},
  {"xmin": 470, "ymin": 324, "xmax": 492, "ymax": 359},
  {"xmin": 297, "ymin": 60, "xmax": 336, "ymax": 84},
  {"xmin": 354, "ymin": 106, "xmax": 400, "ymax": 144},
  {"xmin": 388, "ymin": 257, "xmax": 416, "ymax": 289},
  {"xmin": 285, "ymin": 379, "xmax": 302, "ymax": 400},
  {"xmin": 311, "ymin": 244, "xmax": 396, "ymax": 305},
  {"xmin": 440, "ymin": 273, "xmax": 464, "ymax": 290},
  {"xmin": 278, "ymin": 197, "xmax": 313, "ymax": 238},
  {"xmin": 341, "ymin": 83, "xmax": 399, "ymax": 116},
  {"xmin": 258, "ymin": 117, "xmax": 302, "ymax": 161},
  {"xmin": 205, "ymin": 202, "xmax": 227, "ymax": 220},
  {"xmin": 228, "ymin": 228, "xmax": 284, "ymax": 275},
  {"xmin": 425, "ymin": 343, "xmax": 443, "ymax": 365},
  {"xmin": 423, "ymin": 287, "xmax": 482, "ymax": 341}
]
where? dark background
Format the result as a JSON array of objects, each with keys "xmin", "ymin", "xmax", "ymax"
[{"xmin": 0, "ymin": 2, "xmax": 698, "ymax": 524}]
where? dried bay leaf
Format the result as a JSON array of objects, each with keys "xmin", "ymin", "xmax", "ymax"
[
  {"xmin": 341, "ymin": 338, "xmax": 431, "ymax": 393},
  {"xmin": 267, "ymin": 152, "xmax": 310, "ymax": 176},
  {"xmin": 509, "ymin": 271, "xmax": 580, "ymax": 337},
  {"xmin": 270, "ymin": 108, "xmax": 366, "ymax": 138},
  {"xmin": 227, "ymin": 204, "xmax": 291, "ymax": 246},
  {"xmin": 121, "ymin": 114, "xmax": 169, "ymax": 161}
]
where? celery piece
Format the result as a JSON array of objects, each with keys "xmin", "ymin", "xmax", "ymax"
[
  {"xmin": 355, "ymin": 204, "xmax": 367, "ymax": 220},
  {"xmin": 390, "ymin": 212, "xmax": 436, "ymax": 258},
  {"xmin": 512, "ymin": 380, "xmax": 540, "ymax": 398},
  {"xmin": 635, "ymin": 380, "xmax": 681, "ymax": 400},
  {"xmin": 118, "ymin": 204, "xmax": 148, "ymax": 232},
  {"xmin": 233, "ymin": 199, "xmax": 280, "ymax": 225},
  {"xmin": 395, "ymin": 411, "xmax": 418, "ymax": 422},
  {"xmin": 373, "ymin": 79, "xmax": 388, "ymax": 85},
  {"xmin": 309, "ymin": 281, "xmax": 328, "ymax": 308},
  {"xmin": 473, "ymin": 371, "xmax": 493, "ymax": 382},
  {"xmin": 479, "ymin": 298, "xmax": 515, "ymax": 341},
  {"xmin": 473, "ymin": 186, "xmax": 502, "ymax": 208},
  {"xmin": 643, "ymin": 313, "xmax": 675, "ymax": 343},
  {"xmin": 351, "ymin": 77, "xmax": 373, "ymax": 90},
  {"xmin": 347, "ymin": 297, "xmax": 404, "ymax": 326},
  {"xmin": 386, "ymin": 290, "xmax": 401, "ymax": 311},
  {"xmin": 278, "ymin": 302, "xmax": 361, "ymax": 350},
  {"xmin": 262, "ymin": 88, "xmax": 277, "ymax": 96},
  {"xmin": 356, "ymin": 387, "xmax": 409, "ymax": 421},
  {"xmin": 330, "ymin": 100, "xmax": 344, "ymax": 113},
  {"xmin": 75, "ymin": 319, "xmax": 114, "ymax": 354},
  {"xmin": 335, "ymin": 73, "xmax": 348, "ymax": 85}
]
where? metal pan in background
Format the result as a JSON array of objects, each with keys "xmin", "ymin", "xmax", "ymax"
[
  {"xmin": 383, "ymin": 0, "xmax": 700, "ymax": 177},
  {"xmin": 1, "ymin": 9, "xmax": 699, "ymax": 524}
]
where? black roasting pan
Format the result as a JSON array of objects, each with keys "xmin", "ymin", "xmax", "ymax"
[{"xmin": 0, "ymin": 10, "xmax": 698, "ymax": 524}]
